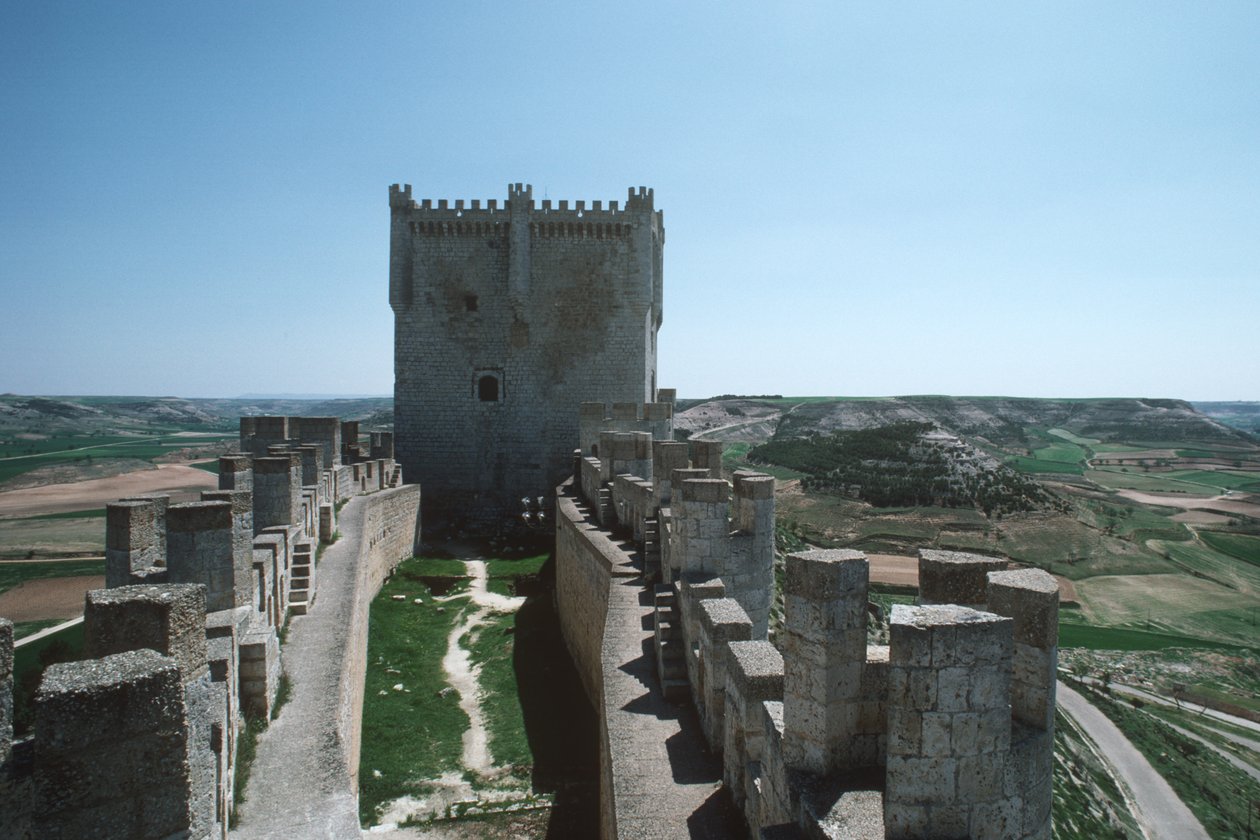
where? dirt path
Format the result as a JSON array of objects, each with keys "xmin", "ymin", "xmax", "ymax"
[
  {"xmin": 439, "ymin": 560, "xmax": 523, "ymax": 774},
  {"xmin": 1058, "ymin": 681, "xmax": 1210, "ymax": 840},
  {"xmin": 375, "ymin": 556, "xmax": 526, "ymax": 829},
  {"xmin": 0, "ymin": 463, "xmax": 216, "ymax": 516}
]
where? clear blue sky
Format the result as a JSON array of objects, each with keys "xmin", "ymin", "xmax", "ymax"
[{"xmin": 3, "ymin": 2, "xmax": 1257, "ymax": 400}]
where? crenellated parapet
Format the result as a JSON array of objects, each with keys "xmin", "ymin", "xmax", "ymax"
[
  {"xmin": 0, "ymin": 413, "xmax": 414, "ymax": 839},
  {"xmin": 715, "ymin": 549, "xmax": 1058, "ymax": 839}
]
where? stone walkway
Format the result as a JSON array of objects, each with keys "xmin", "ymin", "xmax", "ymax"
[
  {"xmin": 231, "ymin": 496, "xmax": 366, "ymax": 839},
  {"xmin": 600, "ymin": 545, "xmax": 742, "ymax": 839}
]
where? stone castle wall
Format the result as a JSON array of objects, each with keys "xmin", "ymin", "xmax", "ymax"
[
  {"xmin": 337, "ymin": 483, "xmax": 422, "ymax": 788},
  {"xmin": 390, "ymin": 183, "xmax": 664, "ymax": 529},
  {"xmin": 0, "ymin": 414, "xmax": 413, "ymax": 839},
  {"xmin": 554, "ymin": 410, "xmax": 1058, "ymax": 840}
]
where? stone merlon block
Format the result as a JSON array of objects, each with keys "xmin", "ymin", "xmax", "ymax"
[
  {"xmin": 728, "ymin": 639, "xmax": 784, "ymax": 701},
  {"xmin": 35, "ymin": 648, "xmax": 186, "ymax": 751},
  {"xmin": 84, "ymin": 584, "xmax": 209, "ymax": 683},
  {"xmin": 679, "ymin": 478, "xmax": 730, "ymax": 504},
  {"xmin": 784, "ymin": 549, "xmax": 868, "ymax": 599},
  {"xmin": 699, "ymin": 598, "xmax": 754, "ymax": 643},
  {"xmin": 986, "ymin": 569, "xmax": 1059, "ymax": 650},
  {"xmin": 105, "ymin": 500, "xmax": 156, "ymax": 550},
  {"xmin": 200, "ymin": 489, "xmax": 252, "ymax": 515},
  {"xmin": 889, "ymin": 604, "xmax": 1013, "ymax": 669},
  {"xmin": 918, "ymin": 549, "xmax": 1007, "ymax": 606},
  {"xmin": 733, "ymin": 471, "xmax": 775, "ymax": 500},
  {"xmin": 253, "ymin": 455, "xmax": 296, "ymax": 475},
  {"xmin": 167, "ymin": 500, "xmax": 232, "ymax": 532}
]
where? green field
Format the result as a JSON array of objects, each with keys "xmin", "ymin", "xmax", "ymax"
[
  {"xmin": 1047, "ymin": 428, "xmax": 1100, "ymax": 446},
  {"xmin": 1007, "ymin": 455, "xmax": 1084, "ymax": 475},
  {"xmin": 0, "ymin": 433, "xmax": 233, "ymax": 485},
  {"xmin": 0, "ymin": 559, "xmax": 104, "ymax": 595},
  {"xmin": 1199, "ymin": 531, "xmax": 1260, "ymax": 567}
]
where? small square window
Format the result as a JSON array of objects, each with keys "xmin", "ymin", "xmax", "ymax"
[{"xmin": 465, "ymin": 295, "xmax": 479, "ymax": 312}]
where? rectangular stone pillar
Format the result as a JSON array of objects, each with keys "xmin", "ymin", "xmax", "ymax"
[
  {"xmin": 297, "ymin": 444, "xmax": 324, "ymax": 487},
  {"xmin": 782, "ymin": 548, "xmax": 869, "ymax": 776},
  {"xmin": 370, "ymin": 431, "xmax": 394, "ymax": 461},
  {"xmin": 671, "ymin": 478, "xmax": 731, "ymax": 578},
  {"xmin": 34, "ymin": 649, "xmax": 192, "ymax": 839},
  {"xmin": 217, "ymin": 454, "xmax": 253, "ymax": 492},
  {"xmin": 651, "ymin": 440, "xmax": 690, "ymax": 507},
  {"xmin": 340, "ymin": 420, "xmax": 360, "ymax": 461},
  {"xmin": 252, "ymin": 454, "xmax": 301, "ymax": 533},
  {"xmin": 728, "ymin": 471, "xmax": 776, "ymax": 639},
  {"xmin": 690, "ymin": 439, "xmax": 724, "ymax": 478},
  {"xmin": 293, "ymin": 416, "xmax": 341, "ymax": 468},
  {"xmin": 120, "ymin": 493, "xmax": 170, "ymax": 564},
  {"xmin": 579, "ymin": 402, "xmax": 607, "ymax": 456},
  {"xmin": 167, "ymin": 501, "xmax": 237, "ymax": 613},
  {"xmin": 84, "ymin": 583, "xmax": 209, "ymax": 681},
  {"xmin": 886, "ymin": 604, "xmax": 1014, "ymax": 839},
  {"xmin": 201, "ymin": 489, "xmax": 255, "ymax": 610},
  {"xmin": 696, "ymin": 598, "xmax": 753, "ymax": 750},
  {"xmin": 105, "ymin": 500, "xmax": 158, "ymax": 587},
  {"xmin": 918, "ymin": 549, "xmax": 1007, "ymax": 609},
  {"xmin": 988, "ymin": 568, "xmax": 1058, "ymax": 840},
  {"xmin": 725, "ymin": 639, "xmax": 784, "ymax": 827}
]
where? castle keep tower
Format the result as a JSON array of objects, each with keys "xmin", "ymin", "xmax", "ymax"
[{"xmin": 390, "ymin": 182, "xmax": 664, "ymax": 528}]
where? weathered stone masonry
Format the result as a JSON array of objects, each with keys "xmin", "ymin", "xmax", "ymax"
[
  {"xmin": 391, "ymin": 183, "xmax": 664, "ymax": 529},
  {"xmin": 555, "ymin": 408, "xmax": 1059, "ymax": 840},
  {"xmin": 0, "ymin": 414, "xmax": 416, "ymax": 840}
]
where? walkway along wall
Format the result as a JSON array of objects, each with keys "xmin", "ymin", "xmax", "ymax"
[
  {"xmin": 554, "ymin": 407, "xmax": 1058, "ymax": 840},
  {"xmin": 0, "ymin": 414, "xmax": 411, "ymax": 839}
]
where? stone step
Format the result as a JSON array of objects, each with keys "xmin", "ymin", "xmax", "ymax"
[{"xmin": 661, "ymin": 677, "xmax": 690, "ymax": 702}]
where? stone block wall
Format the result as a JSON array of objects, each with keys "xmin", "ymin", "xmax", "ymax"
[
  {"xmin": 392, "ymin": 183, "xmax": 663, "ymax": 530},
  {"xmin": 0, "ymin": 413, "xmax": 409, "ymax": 838},
  {"xmin": 337, "ymin": 483, "xmax": 421, "ymax": 788}
]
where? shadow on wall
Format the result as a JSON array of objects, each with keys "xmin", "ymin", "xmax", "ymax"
[{"xmin": 512, "ymin": 550, "xmax": 600, "ymax": 839}]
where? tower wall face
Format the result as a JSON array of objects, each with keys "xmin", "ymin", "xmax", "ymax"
[{"xmin": 390, "ymin": 183, "xmax": 663, "ymax": 529}]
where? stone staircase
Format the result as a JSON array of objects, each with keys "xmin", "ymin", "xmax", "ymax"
[
  {"xmin": 653, "ymin": 584, "xmax": 689, "ymax": 701},
  {"xmin": 596, "ymin": 484, "xmax": 614, "ymax": 524},
  {"xmin": 289, "ymin": 541, "xmax": 316, "ymax": 616},
  {"xmin": 643, "ymin": 516, "xmax": 662, "ymax": 582}
]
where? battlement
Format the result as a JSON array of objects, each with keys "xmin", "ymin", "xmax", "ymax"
[
  {"xmin": 390, "ymin": 181, "xmax": 665, "ymax": 237},
  {"xmin": 0, "ymin": 413, "xmax": 415, "ymax": 838}
]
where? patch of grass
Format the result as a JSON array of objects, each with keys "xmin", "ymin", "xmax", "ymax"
[
  {"xmin": 359, "ymin": 559, "xmax": 470, "ymax": 825},
  {"xmin": 11, "ymin": 618, "xmax": 66, "ymax": 639},
  {"xmin": 1200, "ymin": 531, "xmax": 1260, "ymax": 568},
  {"xmin": 230, "ymin": 716, "xmax": 266, "ymax": 827},
  {"xmin": 192, "ymin": 461, "xmax": 220, "ymax": 474},
  {"xmin": 468, "ymin": 609, "xmax": 531, "ymax": 771},
  {"xmin": 20, "ymin": 508, "xmax": 106, "ymax": 521},
  {"xmin": 1007, "ymin": 455, "xmax": 1084, "ymax": 475},
  {"xmin": 1058, "ymin": 622, "xmax": 1244, "ymax": 652},
  {"xmin": 1081, "ymin": 685, "xmax": 1260, "ymax": 839},
  {"xmin": 0, "ymin": 559, "xmax": 104, "ymax": 595},
  {"xmin": 1052, "ymin": 710, "xmax": 1138, "ymax": 839}
]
